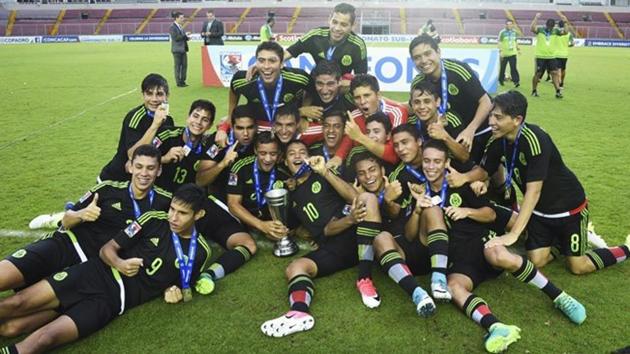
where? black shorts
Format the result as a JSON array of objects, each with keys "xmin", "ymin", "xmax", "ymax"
[
  {"xmin": 526, "ymin": 206, "xmax": 589, "ymax": 257},
  {"xmin": 6, "ymin": 231, "xmax": 81, "ymax": 287},
  {"xmin": 448, "ymin": 232, "xmax": 503, "ymax": 289},
  {"xmin": 393, "ymin": 234, "xmax": 431, "ymax": 276},
  {"xmin": 305, "ymin": 231, "xmax": 357, "ymax": 278},
  {"xmin": 535, "ymin": 58, "xmax": 558, "ymax": 74},
  {"xmin": 199, "ymin": 196, "xmax": 246, "ymax": 249},
  {"xmin": 488, "ymin": 203, "xmax": 514, "ymax": 235},
  {"xmin": 556, "ymin": 58, "xmax": 568, "ymax": 70},
  {"xmin": 47, "ymin": 259, "xmax": 121, "ymax": 338}
]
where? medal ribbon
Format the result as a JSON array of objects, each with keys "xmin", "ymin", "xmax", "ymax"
[
  {"xmin": 439, "ymin": 60, "xmax": 448, "ymax": 116},
  {"xmin": 253, "ymin": 160, "xmax": 276, "ymax": 210},
  {"xmin": 184, "ymin": 127, "xmax": 203, "ymax": 155},
  {"xmin": 405, "ymin": 165, "xmax": 426, "ymax": 183},
  {"xmin": 171, "ymin": 228, "xmax": 198, "ymax": 290},
  {"xmin": 502, "ymin": 125, "xmax": 523, "ymax": 192},
  {"xmin": 257, "ymin": 75, "xmax": 283, "ymax": 122},
  {"xmin": 424, "ymin": 175, "xmax": 449, "ymax": 208},
  {"xmin": 128, "ymin": 184, "xmax": 154, "ymax": 219}
]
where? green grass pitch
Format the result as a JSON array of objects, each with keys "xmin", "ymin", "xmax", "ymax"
[{"xmin": 0, "ymin": 41, "xmax": 629, "ymax": 353}]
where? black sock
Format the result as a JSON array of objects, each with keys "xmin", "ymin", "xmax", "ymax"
[
  {"xmin": 288, "ymin": 275, "xmax": 314, "ymax": 313},
  {"xmin": 207, "ymin": 245, "xmax": 252, "ymax": 280},
  {"xmin": 356, "ymin": 221, "xmax": 381, "ymax": 280},
  {"xmin": 427, "ymin": 229, "xmax": 448, "ymax": 278},
  {"xmin": 1, "ymin": 345, "xmax": 18, "ymax": 354},
  {"xmin": 511, "ymin": 256, "xmax": 562, "ymax": 300},
  {"xmin": 463, "ymin": 294, "xmax": 499, "ymax": 331},
  {"xmin": 586, "ymin": 246, "xmax": 630, "ymax": 270}
]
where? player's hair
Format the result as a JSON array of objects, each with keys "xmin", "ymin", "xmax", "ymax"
[
  {"xmin": 275, "ymin": 103, "xmax": 300, "ymax": 123},
  {"xmin": 558, "ymin": 20, "xmax": 565, "ymax": 28},
  {"xmin": 333, "ymin": 3, "xmax": 356, "ymax": 24},
  {"xmin": 231, "ymin": 105, "xmax": 256, "ymax": 126},
  {"xmin": 172, "ymin": 183, "xmax": 206, "ymax": 212},
  {"xmin": 171, "ymin": 11, "xmax": 184, "ymax": 19},
  {"xmin": 207, "ymin": 9, "xmax": 214, "ymax": 15},
  {"xmin": 410, "ymin": 80, "xmax": 439, "ymax": 99},
  {"xmin": 505, "ymin": 19, "xmax": 513, "ymax": 25},
  {"xmin": 350, "ymin": 74, "xmax": 380, "ymax": 95},
  {"xmin": 392, "ymin": 123, "xmax": 421, "ymax": 140},
  {"xmin": 266, "ymin": 17, "xmax": 275, "ymax": 24},
  {"xmin": 546, "ymin": 18, "xmax": 555, "ymax": 28},
  {"xmin": 493, "ymin": 90, "xmax": 528, "ymax": 122},
  {"xmin": 141, "ymin": 73, "xmax": 169, "ymax": 96},
  {"xmin": 256, "ymin": 41, "xmax": 283, "ymax": 61},
  {"xmin": 366, "ymin": 112, "xmax": 392, "ymax": 134},
  {"xmin": 254, "ymin": 131, "xmax": 280, "ymax": 150},
  {"xmin": 352, "ymin": 151, "xmax": 382, "ymax": 170},
  {"xmin": 422, "ymin": 139, "xmax": 449, "ymax": 158},
  {"xmin": 188, "ymin": 99, "xmax": 216, "ymax": 124},
  {"xmin": 311, "ymin": 60, "xmax": 342, "ymax": 80},
  {"xmin": 409, "ymin": 33, "xmax": 439, "ymax": 56},
  {"xmin": 132, "ymin": 144, "xmax": 162, "ymax": 166},
  {"xmin": 286, "ymin": 139, "xmax": 308, "ymax": 153},
  {"xmin": 323, "ymin": 110, "xmax": 347, "ymax": 125}
]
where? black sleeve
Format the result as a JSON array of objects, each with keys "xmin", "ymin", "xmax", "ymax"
[
  {"xmin": 461, "ymin": 185, "xmax": 491, "ymax": 209},
  {"xmin": 286, "ymin": 30, "xmax": 313, "ymax": 58},
  {"xmin": 461, "ymin": 61, "xmax": 487, "ymax": 102},
  {"xmin": 354, "ymin": 42, "xmax": 368, "ymax": 74},
  {"xmin": 71, "ymin": 184, "xmax": 105, "ymax": 211},
  {"xmin": 113, "ymin": 218, "xmax": 148, "ymax": 250},
  {"xmin": 480, "ymin": 140, "xmax": 501, "ymax": 177},
  {"xmin": 230, "ymin": 71, "xmax": 248, "ymax": 95},
  {"xmin": 226, "ymin": 165, "xmax": 245, "ymax": 196},
  {"xmin": 524, "ymin": 134, "xmax": 550, "ymax": 183}
]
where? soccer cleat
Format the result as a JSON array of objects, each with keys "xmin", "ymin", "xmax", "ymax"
[
  {"xmin": 587, "ymin": 222, "xmax": 609, "ymax": 249},
  {"xmin": 555, "ymin": 91, "xmax": 563, "ymax": 99},
  {"xmin": 28, "ymin": 212, "xmax": 64, "ymax": 230},
  {"xmin": 554, "ymin": 292, "xmax": 586, "ymax": 325},
  {"xmin": 260, "ymin": 311, "xmax": 314, "ymax": 337},
  {"xmin": 412, "ymin": 290, "xmax": 436, "ymax": 318},
  {"xmin": 514, "ymin": 82, "xmax": 520, "ymax": 88},
  {"xmin": 431, "ymin": 277, "xmax": 452, "ymax": 302},
  {"xmin": 531, "ymin": 91, "xmax": 539, "ymax": 97},
  {"xmin": 356, "ymin": 278, "xmax": 381, "ymax": 309},
  {"xmin": 484, "ymin": 323, "xmax": 522, "ymax": 353},
  {"xmin": 194, "ymin": 273, "xmax": 215, "ymax": 295}
]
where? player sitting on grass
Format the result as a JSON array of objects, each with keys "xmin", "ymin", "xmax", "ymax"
[{"xmin": 0, "ymin": 184, "xmax": 210, "ymax": 353}]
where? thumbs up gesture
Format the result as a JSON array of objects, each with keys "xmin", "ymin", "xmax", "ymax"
[
  {"xmin": 80, "ymin": 193, "xmax": 101, "ymax": 222},
  {"xmin": 383, "ymin": 175, "xmax": 402, "ymax": 204}
]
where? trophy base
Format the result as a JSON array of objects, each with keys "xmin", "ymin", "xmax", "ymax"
[{"xmin": 273, "ymin": 238, "xmax": 299, "ymax": 257}]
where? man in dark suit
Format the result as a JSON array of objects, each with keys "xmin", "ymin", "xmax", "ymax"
[
  {"xmin": 201, "ymin": 10, "xmax": 224, "ymax": 46},
  {"xmin": 169, "ymin": 11, "xmax": 190, "ymax": 87}
]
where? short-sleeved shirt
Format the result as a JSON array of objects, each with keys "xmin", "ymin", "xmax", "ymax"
[
  {"xmin": 534, "ymin": 27, "xmax": 561, "ymax": 59},
  {"xmin": 203, "ymin": 135, "xmax": 255, "ymax": 201},
  {"xmin": 100, "ymin": 104, "xmax": 174, "ymax": 181},
  {"xmin": 226, "ymin": 155, "xmax": 284, "ymax": 219},
  {"xmin": 152, "ymin": 127, "xmax": 213, "ymax": 193},
  {"xmin": 69, "ymin": 180, "xmax": 172, "ymax": 257},
  {"xmin": 411, "ymin": 59, "xmax": 488, "ymax": 132},
  {"xmin": 304, "ymin": 89, "xmax": 356, "ymax": 115},
  {"xmin": 481, "ymin": 123, "xmax": 585, "ymax": 214},
  {"xmin": 287, "ymin": 27, "xmax": 368, "ymax": 76},
  {"xmin": 112, "ymin": 211, "xmax": 211, "ymax": 309},
  {"xmin": 498, "ymin": 28, "xmax": 518, "ymax": 57},
  {"xmin": 554, "ymin": 32, "xmax": 574, "ymax": 58}
]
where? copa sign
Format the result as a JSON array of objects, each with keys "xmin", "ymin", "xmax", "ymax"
[{"xmin": 201, "ymin": 46, "xmax": 499, "ymax": 93}]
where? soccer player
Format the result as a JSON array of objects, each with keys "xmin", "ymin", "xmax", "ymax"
[
  {"xmin": 530, "ymin": 13, "xmax": 562, "ymax": 98},
  {"xmin": 226, "ymin": 132, "xmax": 286, "ymax": 240},
  {"xmin": 99, "ymin": 73, "xmax": 173, "ymax": 182},
  {"xmin": 299, "ymin": 60, "xmax": 355, "ymax": 123},
  {"xmin": 554, "ymin": 20, "xmax": 574, "ymax": 89},
  {"xmin": 416, "ymin": 140, "xmax": 586, "ymax": 353},
  {"xmin": 285, "ymin": 3, "xmax": 367, "ymax": 79},
  {"xmin": 1, "ymin": 145, "xmax": 171, "ymax": 293},
  {"xmin": 456, "ymin": 91, "xmax": 630, "ymax": 275},
  {"xmin": 196, "ymin": 105, "xmax": 257, "ymax": 201},
  {"xmin": 498, "ymin": 20, "xmax": 520, "ymax": 88},
  {"xmin": 151, "ymin": 99, "xmax": 216, "ymax": 193},
  {"xmin": 409, "ymin": 34, "xmax": 492, "ymax": 163},
  {"xmin": 216, "ymin": 41, "xmax": 312, "ymax": 146},
  {"xmin": 261, "ymin": 140, "xmax": 382, "ymax": 337},
  {"xmin": 273, "ymin": 103, "xmax": 323, "ymax": 147},
  {"xmin": 0, "ymin": 184, "xmax": 210, "ymax": 353},
  {"xmin": 260, "ymin": 17, "xmax": 275, "ymax": 43},
  {"xmin": 387, "ymin": 124, "xmax": 451, "ymax": 300}
]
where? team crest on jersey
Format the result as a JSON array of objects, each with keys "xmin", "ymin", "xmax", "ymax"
[
  {"xmin": 448, "ymin": 83, "xmax": 459, "ymax": 96},
  {"xmin": 152, "ymin": 137, "xmax": 163, "ymax": 148},
  {"xmin": 124, "ymin": 221, "xmax": 142, "ymax": 238},
  {"xmin": 341, "ymin": 55, "xmax": 352, "ymax": 66},
  {"xmin": 273, "ymin": 181, "xmax": 284, "ymax": 189},
  {"xmin": 11, "ymin": 249, "xmax": 26, "ymax": 259},
  {"xmin": 53, "ymin": 271, "xmax": 68, "ymax": 282},
  {"xmin": 449, "ymin": 193, "xmax": 462, "ymax": 207},
  {"xmin": 228, "ymin": 173, "xmax": 238, "ymax": 186},
  {"xmin": 111, "ymin": 202, "xmax": 122, "ymax": 211},
  {"xmin": 206, "ymin": 144, "xmax": 220, "ymax": 158},
  {"xmin": 519, "ymin": 152, "xmax": 527, "ymax": 166},
  {"xmin": 311, "ymin": 181, "xmax": 322, "ymax": 194},
  {"xmin": 342, "ymin": 204, "xmax": 352, "ymax": 216},
  {"xmin": 283, "ymin": 93, "xmax": 294, "ymax": 103},
  {"xmin": 78, "ymin": 191, "xmax": 93, "ymax": 204}
]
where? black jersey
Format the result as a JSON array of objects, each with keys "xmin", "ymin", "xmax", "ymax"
[
  {"xmin": 230, "ymin": 68, "xmax": 311, "ymax": 122},
  {"xmin": 226, "ymin": 155, "xmax": 284, "ymax": 219},
  {"xmin": 287, "ymin": 27, "xmax": 368, "ymax": 75},
  {"xmin": 100, "ymin": 104, "xmax": 175, "ymax": 181},
  {"xmin": 481, "ymin": 124, "xmax": 585, "ymax": 214},
  {"xmin": 112, "ymin": 211, "xmax": 212, "ymax": 309},
  {"xmin": 289, "ymin": 173, "xmax": 350, "ymax": 245},
  {"xmin": 388, "ymin": 162, "xmax": 427, "ymax": 218},
  {"xmin": 308, "ymin": 142, "xmax": 344, "ymax": 175},
  {"xmin": 304, "ymin": 88, "xmax": 356, "ymax": 114},
  {"xmin": 152, "ymin": 127, "xmax": 213, "ymax": 193},
  {"xmin": 68, "ymin": 181, "xmax": 172, "ymax": 258},
  {"xmin": 204, "ymin": 134, "xmax": 255, "ymax": 201},
  {"xmin": 411, "ymin": 59, "xmax": 488, "ymax": 132}
]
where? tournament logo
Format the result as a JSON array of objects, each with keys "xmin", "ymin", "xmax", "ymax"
[
  {"xmin": 449, "ymin": 193, "xmax": 462, "ymax": 207},
  {"xmin": 220, "ymin": 52, "xmax": 242, "ymax": 83},
  {"xmin": 342, "ymin": 204, "xmax": 352, "ymax": 215},
  {"xmin": 228, "ymin": 173, "xmax": 238, "ymax": 186},
  {"xmin": 124, "ymin": 221, "xmax": 142, "ymax": 238},
  {"xmin": 78, "ymin": 191, "xmax": 93, "ymax": 204},
  {"xmin": 448, "ymin": 83, "xmax": 459, "ymax": 96},
  {"xmin": 283, "ymin": 93, "xmax": 294, "ymax": 103},
  {"xmin": 341, "ymin": 55, "xmax": 352, "ymax": 66},
  {"xmin": 311, "ymin": 181, "xmax": 322, "ymax": 194},
  {"xmin": 519, "ymin": 152, "xmax": 527, "ymax": 166},
  {"xmin": 206, "ymin": 144, "xmax": 219, "ymax": 158},
  {"xmin": 152, "ymin": 137, "xmax": 162, "ymax": 148},
  {"xmin": 53, "ymin": 272, "xmax": 68, "ymax": 282},
  {"xmin": 11, "ymin": 249, "xmax": 26, "ymax": 259}
]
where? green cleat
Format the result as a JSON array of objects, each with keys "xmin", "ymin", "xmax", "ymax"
[
  {"xmin": 484, "ymin": 323, "xmax": 521, "ymax": 353},
  {"xmin": 195, "ymin": 273, "xmax": 215, "ymax": 295},
  {"xmin": 554, "ymin": 292, "xmax": 586, "ymax": 324}
]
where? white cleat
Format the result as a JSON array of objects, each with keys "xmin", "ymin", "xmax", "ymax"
[
  {"xmin": 28, "ymin": 212, "xmax": 64, "ymax": 230},
  {"xmin": 431, "ymin": 279, "xmax": 452, "ymax": 302},
  {"xmin": 356, "ymin": 278, "xmax": 381, "ymax": 309},
  {"xmin": 261, "ymin": 311, "xmax": 315, "ymax": 337},
  {"xmin": 587, "ymin": 222, "xmax": 609, "ymax": 249},
  {"xmin": 415, "ymin": 294, "xmax": 436, "ymax": 318}
]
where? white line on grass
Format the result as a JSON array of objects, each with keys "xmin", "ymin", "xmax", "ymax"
[{"xmin": 0, "ymin": 88, "xmax": 137, "ymax": 151}]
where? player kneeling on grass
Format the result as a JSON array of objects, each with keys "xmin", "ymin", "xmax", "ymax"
[
  {"xmin": 416, "ymin": 140, "xmax": 586, "ymax": 353},
  {"xmin": 0, "ymin": 184, "xmax": 211, "ymax": 353},
  {"xmin": 261, "ymin": 140, "xmax": 384, "ymax": 337}
]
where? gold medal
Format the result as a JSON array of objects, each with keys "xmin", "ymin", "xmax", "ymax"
[{"xmin": 183, "ymin": 288, "xmax": 193, "ymax": 302}]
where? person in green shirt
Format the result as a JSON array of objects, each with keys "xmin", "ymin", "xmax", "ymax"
[
  {"xmin": 260, "ymin": 17, "xmax": 275, "ymax": 43},
  {"xmin": 498, "ymin": 20, "xmax": 520, "ymax": 87},
  {"xmin": 554, "ymin": 20, "xmax": 574, "ymax": 89},
  {"xmin": 530, "ymin": 13, "xmax": 562, "ymax": 98}
]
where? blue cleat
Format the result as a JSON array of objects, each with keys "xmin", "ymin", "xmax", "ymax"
[
  {"xmin": 412, "ymin": 288, "xmax": 436, "ymax": 318},
  {"xmin": 554, "ymin": 292, "xmax": 586, "ymax": 324}
]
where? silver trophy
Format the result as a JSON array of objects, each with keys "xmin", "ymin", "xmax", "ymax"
[{"xmin": 264, "ymin": 188, "xmax": 299, "ymax": 257}]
